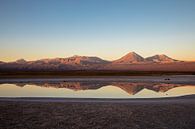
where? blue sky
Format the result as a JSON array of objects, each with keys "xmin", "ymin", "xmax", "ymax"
[{"xmin": 0, "ymin": 0, "xmax": 195, "ymax": 61}]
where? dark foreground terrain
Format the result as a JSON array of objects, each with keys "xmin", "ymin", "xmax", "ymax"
[
  {"xmin": 0, "ymin": 70, "xmax": 195, "ymax": 79},
  {"xmin": 0, "ymin": 97, "xmax": 195, "ymax": 129}
]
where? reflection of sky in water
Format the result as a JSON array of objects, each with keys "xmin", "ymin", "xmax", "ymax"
[{"xmin": 0, "ymin": 83, "xmax": 195, "ymax": 98}]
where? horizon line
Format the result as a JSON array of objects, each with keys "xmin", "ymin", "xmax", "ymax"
[{"xmin": 1, "ymin": 51, "xmax": 195, "ymax": 63}]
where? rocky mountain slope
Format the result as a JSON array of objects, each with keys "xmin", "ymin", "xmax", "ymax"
[
  {"xmin": 145, "ymin": 54, "xmax": 178, "ymax": 63},
  {"xmin": 112, "ymin": 52, "xmax": 145, "ymax": 64}
]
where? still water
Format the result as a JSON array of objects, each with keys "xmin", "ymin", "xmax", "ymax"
[{"xmin": 0, "ymin": 81, "xmax": 195, "ymax": 98}]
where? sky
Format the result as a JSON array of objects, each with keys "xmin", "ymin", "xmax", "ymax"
[{"xmin": 0, "ymin": 0, "xmax": 195, "ymax": 62}]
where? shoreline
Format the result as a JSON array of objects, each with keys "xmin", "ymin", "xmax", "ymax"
[
  {"xmin": 0, "ymin": 75, "xmax": 195, "ymax": 85},
  {"xmin": 1, "ymin": 76, "xmax": 195, "ymax": 129},
  {"xmin": 1, "ymin": 95, "xmax": 195, "ymax": 129},
  {"xmin": 0, "ymin": 94, "xmax": 195, "ymax": 103},
  {"xmin": 0, "ymin": 70, "xmax": 195, "ymax": 78}
]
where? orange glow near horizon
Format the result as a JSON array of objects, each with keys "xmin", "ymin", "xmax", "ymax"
[{"xmin": 0, "ymin": 50, "xmax": 195, "ymax": 62}]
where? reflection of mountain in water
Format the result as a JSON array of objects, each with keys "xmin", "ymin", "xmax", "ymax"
[
  {"xmin": 16, "ymin": 82, "xmax": 110, "ymax": 90},
  {"xmin": 14, "ymin": 82, "xmax": 186, "ymax": 95}
]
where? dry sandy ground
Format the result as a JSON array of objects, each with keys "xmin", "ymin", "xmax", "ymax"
[{"xmin": 0, "ymin": 96, "xmax": 195, "ymax": 129}]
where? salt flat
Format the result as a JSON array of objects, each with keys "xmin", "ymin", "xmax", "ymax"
[{"xmin": 0, "ymin": 75, "xmax": 195, "ymax": 84}]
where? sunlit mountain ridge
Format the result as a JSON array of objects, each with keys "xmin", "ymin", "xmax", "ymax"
[{"xmin": 0, "ymin": 52, "xmax": 195, "ymax": 72}]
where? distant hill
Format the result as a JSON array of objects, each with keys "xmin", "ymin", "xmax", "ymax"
[
  {"xmin": 33, "ymin": 55, "xmax": 109, "ymax": 66},
  {"xmin": 16, "ymin": 59, "xmax": 27, "ymax": 64},
  {"xmin": 112, "ymin": 52, "xmax": 145, "ymax": 64},
  {"xmin": 145, "ymin": 54, "xmax": 178, "ymax": 63}
]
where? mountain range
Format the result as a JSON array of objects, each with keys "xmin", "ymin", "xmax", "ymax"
[
  {"xmin": 0, "ymin": 52, "xmax": 195, "ymax": 72},
  {"xmin": 112, "ymin": 52, "xmax": 178, "ymax": 64}
]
